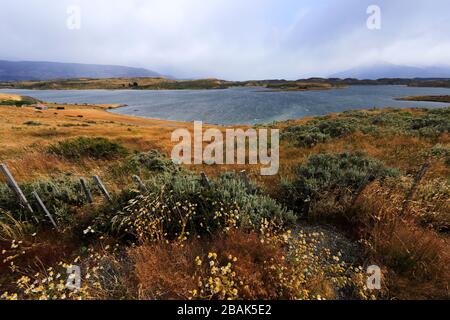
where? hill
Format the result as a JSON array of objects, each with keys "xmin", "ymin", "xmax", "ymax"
[
  {"xmin": 0, "ymin": 60, "xmax": 162, "ymax": 81},
  {"xmin": 331, "ymin": 62, "xmax": 450, "ymax": 80}
]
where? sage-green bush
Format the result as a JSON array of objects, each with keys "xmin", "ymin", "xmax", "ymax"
[
  {"xmin": 93, "ymin": 171, "xmax": 294, "ymax": 242},
  {"xmin": 279, "ymin": 152, "xmax": 399, "ymax": 216}
]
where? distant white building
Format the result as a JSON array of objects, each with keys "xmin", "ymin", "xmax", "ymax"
[{"xmin": 35, "ymin": 104, "xmax": 48, "ymax": 110}]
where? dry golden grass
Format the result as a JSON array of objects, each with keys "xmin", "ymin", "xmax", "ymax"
[
  {"xmin": 0, "ymin": 104, "xmax": 187, "ymax": 181},
  {"xmin": 352, "ymin": 181, "xmax": 450, "ymax": 299},
  {"xmin": 0, "ymin": 94, "xmax": 22, "ymax": 101}
]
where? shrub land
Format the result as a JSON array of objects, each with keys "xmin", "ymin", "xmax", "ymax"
[{"xmin": 0, "ymin": 106, "xmax": 449, "ymax": 300}]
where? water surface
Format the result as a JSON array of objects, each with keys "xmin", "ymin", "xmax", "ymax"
[{"xmin": 1, "ymin": 85, "xmax": 449, "ymax": 125}]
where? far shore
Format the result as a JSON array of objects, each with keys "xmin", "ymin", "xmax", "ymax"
[
  {"xmin": 396, "ymin": 95, "xmax": 450, "ymax": 103},
  {"xmin": 2, "ymin": 77, "xmax": 450, "ymax": 91}
]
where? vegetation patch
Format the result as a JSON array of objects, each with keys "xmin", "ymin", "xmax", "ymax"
[
  {"xmin": 92, "ymin": 171, "xmax": 294, "ymax": 242},
  {"xmin": 23, "ymin": 121, "xmax": 43, "ymax": 126},
  {"xmin": 279, "ymin": 152, "xmax": 399, "ymax": 217},
  {"xmin": 282, "ymin": 107, "xmax": 450, "ymax": 147},
  {"xmin": 48, "ymin": 137, "xmax": 128, "ymax": 160},
  {"xmin": 0, "ymin": 176, "xmax": 95, "ymax": 229}
]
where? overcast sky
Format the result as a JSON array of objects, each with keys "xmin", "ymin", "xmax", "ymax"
[{"xmin": 1, "ymin": 0, "xmax": 449, "ymax": 80}]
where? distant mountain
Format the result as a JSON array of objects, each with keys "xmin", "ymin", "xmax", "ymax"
[
  {"xmin": 331, "ymin": 63, "xmax": 450, "ymax": 80},
  {"xmin": 0, "ymin": 60, "xmax": 162, "ymax": 81}
]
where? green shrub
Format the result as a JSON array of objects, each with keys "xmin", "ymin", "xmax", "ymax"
[
  {"xmin": 410, "ymin": 110, "xmax": 450, "ymax": 137},
  {"xmin": 93, "ymin": 172, "xmax": 293, "ymax": 242},
  {"xmin": 279, "ymin": 152, "xmax": 399, "ymax": 216},
  {"xmin": 48, "ymin": 137, "xmax": 128, "ymax": 160},
  {"xmin": 0, "ymin": 176, "xmax": 93, "ymax": 228},
  {"xmin": 316, "ymin": 118, "xmax": 359, "ymax": 138},
  {"xmin": 0, "ymin": 99, "xmax": 34, "ymax": 107},
  {"xmin": 281, "ymin": 107, "xmax": 450, "ymax": 148},
  {"xmin": 23, "ymin": 121, "xmax": 42, "ymax": 126},
  {"xmin": 282, "ymin": 117, "xmax": 364, "ymax": 147},
  {"xmin": 282, "ymin": 126, "xmax": 329, "ymax": 147},
  {"xmin": 108, "ymin": 150, "xmax": 182, "ymax": 184}
]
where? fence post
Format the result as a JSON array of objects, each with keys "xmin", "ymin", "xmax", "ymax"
[
  {"xmin": 93, "ymin": 176, "xmax": 112, "ymax": 202},
  {"xmin": 200, "ymin": 172, "xmax": 210, "ymax": 188},
  {"xmin": 132, "ymin": 175, "xmax": 147, "ymax": 192},
  {"xmin": 32, "ymin": 191, "xmax": 58, "ymax": 230},
  {"xmin": 0, "ymin": 163, "xmax": 34, "ymax": 214},
  {"xmin": 402, "ymin": 161, "xmax": 430, "ymax": 214},
  {"xmin": 80, "ymin": 178, "xmax": 93, "ymax": 203},
  {"xmin": 240, "ymin": 170, "xmax": 252, "ymax": 192}
]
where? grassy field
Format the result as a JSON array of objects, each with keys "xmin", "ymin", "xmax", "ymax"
[
  {"xmin": 0, "ymin": 78, "xmax": 343, "ymax": 91},
  {"xmin": 0, "ymin": 78, "xmax": 232, "ymax": 90},
  {"xmin": 397, "ymin": 95, "xmax": 450, "ymax": 103},
  {"xmin": 0, "ymin": 95, "xmax": 448, "ymax": 300},
  {"xmin": 2, "ymin": 77, "xmax": 450, "ymax": 91}
]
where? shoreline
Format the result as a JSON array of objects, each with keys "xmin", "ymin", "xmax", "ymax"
[{"xmin": 396, "ymin": 95, "xmax": 450, "ymax": 103}]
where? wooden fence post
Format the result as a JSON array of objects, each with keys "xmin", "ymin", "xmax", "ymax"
[
  {"xmin": 132, "ymin": 175, "xmax": 147, "ymax": 192},
  {"xmin": 0, "ymin": 163, "xmax": 34, "ymax": 214},
  {"xmin": 32, "ymin": 191, "xmax": 58, "ymax": 230},
  {"xmin": 200, "ymin": 172, "xmax": 210, "ymax": 188},
  {"xmin": 240, "ymin": 170, "xmax": 252, "ymax": 192},
  {"xmin": 402, "ymin": 161, "xmax": 430, "ymax": 214},
  {"xmin": 93, "ymin": 176, "xmax": 112, "ymax": 202},
  {"xmin": 80, "ymin": 178, "xmax": 93, "ymax": 203}
]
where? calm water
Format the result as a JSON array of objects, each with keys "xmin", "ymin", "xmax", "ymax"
[{"xmin": 1, "ymin": 86, "xmax": 450, "ymax": 125}]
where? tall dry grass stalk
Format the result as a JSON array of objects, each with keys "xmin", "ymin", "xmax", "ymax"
[{"xmin": 355, "ymin": 181, "xmax": 450, "ymax": 299}]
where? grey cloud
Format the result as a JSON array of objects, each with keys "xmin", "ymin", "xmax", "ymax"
[{"xmin": 0, "ymin": 0, "xmax": 449, "ymax": 79}]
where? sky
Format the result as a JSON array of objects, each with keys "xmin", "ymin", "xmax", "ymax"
[{"xmin": 1, "ymin": 0, "xmax": 450, "ymax": 80}]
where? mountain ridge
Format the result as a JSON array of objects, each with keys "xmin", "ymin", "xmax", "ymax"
[
  {"xmin": 331, "ymin": 63, "xmax": 450, "ymax": 80},
  {"xmin": 0, "ymin": 60, "xmax": 163, "ymax": 81}
]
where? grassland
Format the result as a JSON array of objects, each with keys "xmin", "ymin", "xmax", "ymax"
[
  {"xmin": 0, "ymin": 78, "xmax": 344, "ymax": 91},
  {"xmin": 0, "ymin": 95, "xmax": 449, "ymax": 300},
  {"xmin": 397, "ymin": 95, "xmax": 450, "ymax": 103},
  {"xmin": 3, "ymin": 77, "xmax": 450, "ymax": 91},
  {"xmin": 0, "ymin": 78, "xmax": 232, "ymax": 90},
  {"xmin": 263, "ymin": 82, "xmax": 343, "ymax": 92}
]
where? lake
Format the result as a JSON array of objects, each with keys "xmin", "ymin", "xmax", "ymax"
[{"xmin": 1, "ymin": 85, "xmax": 450, "ymax": 125}]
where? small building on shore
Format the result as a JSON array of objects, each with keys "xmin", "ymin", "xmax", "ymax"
[{"xmin": 35, "ymin": 104, "xmax": 48, "ymax": 110}]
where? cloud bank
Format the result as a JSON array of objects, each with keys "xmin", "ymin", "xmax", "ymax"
[{"xmin": 1, "ymin": 0, "xmax": 449, "ymax": 79}]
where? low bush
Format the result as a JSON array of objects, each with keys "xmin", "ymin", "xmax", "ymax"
[
  {"xmin": 23, "ymin": 121, "xmax": 42, "ymax": 126},
  {"xmin": 282, "ymin": 107, "xmax": 450, "ymax": 148},
  {"xmin": 0, "ymin": 176, "xmax": 94, "ymax": 228},
  {"xmin": 279, "ymin": 152, "xmax": 399, "ymax": 217},
  {"xmin": 410, "ymin": 109, "xmax": 450, "ymax": 137},
  {"xmin": 282, "ymin": 126, "xmax": 329, "ymax": 147},
  {"xmin": 48, "ymin": 137, "xmax": 128, "ymax": 160},
  {"xmin": 316, "ymin": 118, "xmax": 360, "ymax": 138},
  {"xmin": 109, "ymin": 150, "xmax": 180, "ymax": 180},
  {"xmin": 93, "ymin": 172, "xmax": 294, "ymax": 242},
  {"xmin": 0, "ymin": 99, "xmax": 34, "ymax": 107}
]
